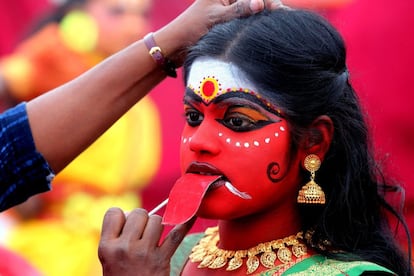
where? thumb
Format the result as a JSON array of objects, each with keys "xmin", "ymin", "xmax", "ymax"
[
  {"xmin": 160, "ymin": 217, "xmax": 196, "ymax": 259},
  {"xmin": 265, "ymin": 0, "xmax": 292, "ymax": 10},
  {"xmin": 250, "ymin": 0, "xmax": 291, "ymax": 13},
  {"xmin": 249, "ymin": 0, "xmax": 266, "ymax": 13},
  {"xmin": 224, "ymin": 0, "xmax": 265, "ymax": 19},
  {"xmin": 225, "ymin": 0, "xmax": 286, "ymax": 19}
]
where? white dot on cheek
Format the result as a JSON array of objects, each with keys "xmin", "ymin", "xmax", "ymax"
[
  {"xmin": 226, "ymin": 138, "xmax": 231, "ymax": 144},
  {"xmin": 265, "ymin": 138, "xmax": 270, "ymax": 144},
  {"xmin": 235, "ymin": 142, "xmax": 241, "ymax": 147},
  {"xmin": 254, "ymin": 141, "xmax": 260, "ymax": 146},
  {"xmin": 183, "ymin": 138, "xmax": 187, "ymax": 143},
  {"xmin": 280, "ymin": 126, "xmax": 285, "ymax": 132},
  {"xmin": 244, "ymin": 142, "xmax": 249, "ymax": 148},
  {"xmin": 219, "ymin": 132, "xmax": 223, "ymax": 137}
]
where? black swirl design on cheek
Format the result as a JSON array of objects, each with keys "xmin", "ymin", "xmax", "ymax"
[{"xmin": 267, "ymin": 162, "xmax": 282, "ymax": 183}]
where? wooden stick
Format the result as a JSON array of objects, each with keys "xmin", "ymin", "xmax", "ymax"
[{"xmin": 148, "ymin": 198, "xmax": 169, "ymax": 215}]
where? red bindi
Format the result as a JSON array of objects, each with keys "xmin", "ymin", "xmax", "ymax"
[{"xmin": 201, "ymin": 80, "xmax": 215, "ymax": 97}]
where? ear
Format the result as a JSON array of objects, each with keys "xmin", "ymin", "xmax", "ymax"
[{"xmin": 300, "ymin": 115, "xmax": 334, "ymax": 162}]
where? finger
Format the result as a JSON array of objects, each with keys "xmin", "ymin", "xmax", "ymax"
[
  {"xmin": 249, "ymin": 0, "xmax": 266, "ymax": 13},
  {"xmin": 265, "ymin": 0, "xmax": 291, "ymax": 10},
  {"xmin": 226, "ymin": 0, "xmax": 273, "ymax": 18},
  {"xmin": 100, "ymin": 207, "xmax": 126, "ymax": 240},
  {"xmin": 225, "ymin": 0, "xmax": 261, "ymax": 18},
  {"xmin": 121, "ymin": 208, "xmax": 149, "ymax": 240},
  {"xmin": 160, "ymin": 217, "xmax": 196, "ymax": 259},
  {"xmin": 141, "ymin": 214, "xmax": 164, "ymax": 247}
]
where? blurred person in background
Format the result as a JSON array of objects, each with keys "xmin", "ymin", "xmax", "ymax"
[{"xmin": 0, "ymin": 0, "xmax": 162, "ymax": 275}]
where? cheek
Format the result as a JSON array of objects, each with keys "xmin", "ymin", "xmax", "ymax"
[
  {"xmin": 179, "ymin": 126, "xmax": 193, "ymax": 174},
  {"xmin": 223, "ymin": 124, "xmax": 290, "ymax": 180},
  {"xmin": 180, "ymin": 123, "xmax": 291, "ymax": 184}
]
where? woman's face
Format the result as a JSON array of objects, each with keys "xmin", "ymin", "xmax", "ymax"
[
  {"xmin": 178, "ymin": 58, "xmax": 303, "ymax": 220},
  {"xmin": 87, "ymin": 0, "xmax": 152, "ymax": 55}
]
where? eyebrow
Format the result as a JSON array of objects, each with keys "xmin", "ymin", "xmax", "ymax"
[
  {"xmin": 184, "ymin": 87, "xmax": 282, "ymax": 117},
  {"xmin": 184, "ymin": 87, "xmax": 202, "ymax": 103}
]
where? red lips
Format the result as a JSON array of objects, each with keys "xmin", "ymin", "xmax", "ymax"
[{"xmin": 185, "ymin": 162, "xmax": 225, "ymax": 176}]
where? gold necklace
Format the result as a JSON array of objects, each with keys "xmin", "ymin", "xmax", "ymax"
[{"xmin": 189, "ymin": 226, "xmax": 308, "ymax": 275}]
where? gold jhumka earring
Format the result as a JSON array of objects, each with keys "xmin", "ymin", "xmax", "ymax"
[{"xmin": 297, "ymin": 154, "xmax": 326, "ymax": 204}]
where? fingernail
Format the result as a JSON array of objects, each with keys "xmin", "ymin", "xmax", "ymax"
[{"xmin": 250, "ymin": 0, "xmax": 265, "ymax": 13}]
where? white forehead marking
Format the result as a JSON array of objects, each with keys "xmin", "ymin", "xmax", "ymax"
[{"xmin": 187, "ymin": 57, "xmax": 260, "ymax": 98}]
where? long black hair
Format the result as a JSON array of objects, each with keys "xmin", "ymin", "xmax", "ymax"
[{"xmin": 183, "ymin": 9, "xmax": 411, "ymax": 275}]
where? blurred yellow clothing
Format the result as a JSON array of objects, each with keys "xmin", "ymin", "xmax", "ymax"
[
  {"xmin": 1, "ymin": 17, "xmax": 162, "ymax": 276},
  {"xmin": 7, "ymin": 192, "xmax": 140, "ymax": 276},
  {"xmin": 56, "ymin": 97, "xmax": 161, "ymax": 194}
]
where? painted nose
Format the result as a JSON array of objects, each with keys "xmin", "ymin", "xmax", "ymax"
[{"xmin": 188, "ymin": 121, "xmax": 221, "ymax": 156}]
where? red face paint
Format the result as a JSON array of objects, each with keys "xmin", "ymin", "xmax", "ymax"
[{"xmin": 163, "ymin": 58, "xmax": 300, "ymax": 225}]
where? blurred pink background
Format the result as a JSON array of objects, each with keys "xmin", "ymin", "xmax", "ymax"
[{"xmin": 0, "ymin": 0, "xmax": 412, "ymax": 257}]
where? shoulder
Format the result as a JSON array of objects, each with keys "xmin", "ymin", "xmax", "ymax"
[{"xmin": 282, "ymin": 255, "xmax": 396, "ymax": 276}]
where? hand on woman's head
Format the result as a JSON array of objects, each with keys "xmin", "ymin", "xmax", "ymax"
[{"xmin": 171, "ymin": 0, "xmax": 285, "ymax": 48}]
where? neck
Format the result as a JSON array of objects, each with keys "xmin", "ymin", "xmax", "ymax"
[{"xmin": 217, "ymin": 202, "xmax": 302, "ymax": 250}]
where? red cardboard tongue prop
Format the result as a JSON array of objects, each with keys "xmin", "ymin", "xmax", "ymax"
[{"xmin": 162, "ymin": 174, "xmax": 222, "ymax": 225}]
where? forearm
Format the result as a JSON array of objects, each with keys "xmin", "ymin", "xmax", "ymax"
[
  {"xmin": 25, "ymin": 0, "xmax": 272, "ymax": 174},
  {"xmin": 27, "ymin": 38, "xmax": 165, "ymax": 173}
]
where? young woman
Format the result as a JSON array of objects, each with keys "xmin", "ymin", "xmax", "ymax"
[{"xmin": 98, "ymin": 6, "xmax": 411, "ymax": 276}]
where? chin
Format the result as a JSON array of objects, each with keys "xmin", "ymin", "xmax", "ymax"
[{"xmin": 197, "ymin": 198, "xmax": 244, "ymax": 220}]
